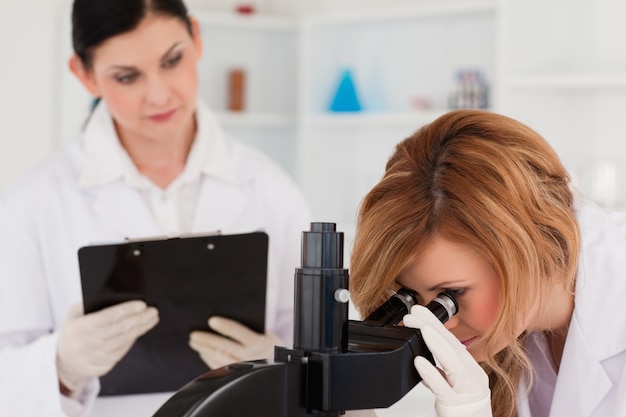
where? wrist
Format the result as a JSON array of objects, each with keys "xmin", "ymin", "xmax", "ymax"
[
  {"xmin": 59, "ymin": 380, "xmax": 73, "ymax": 397},
  {"xmin": 56, "ymin": 355, "xmax": 89, "ymax": 395},
  {"xmin": 58, "ymin": 376, "xmax": 90, "ymax": 398}
]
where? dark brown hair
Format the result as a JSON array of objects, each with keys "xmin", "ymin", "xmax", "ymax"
[{"xmin": 72, "ymin": 0, "xmax": 192, "ymax": 69}]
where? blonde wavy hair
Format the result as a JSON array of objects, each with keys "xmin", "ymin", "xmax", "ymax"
[{"xmin": 349, "ymin": 110, "xmax": 580, "ymax": 417}]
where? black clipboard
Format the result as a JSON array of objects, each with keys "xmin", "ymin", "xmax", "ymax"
[{"xmin": 78, "ymin": 231, "xmax": 268, "ymax": 396}]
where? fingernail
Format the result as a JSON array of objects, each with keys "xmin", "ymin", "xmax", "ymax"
[
  {"xmin": 414, "ymin": 355, "xmax": 430, "ymax": 369},
  {"xmin": 410, "ymin": 305, "xmax": 429, "ymax": 314},
  {"xmin": 208, "ymin": 316, "xmax": 221, "ymax": 328},
  {"xmin": 128, "ymin": 300, "xmax": 147, "ymax": 311}
]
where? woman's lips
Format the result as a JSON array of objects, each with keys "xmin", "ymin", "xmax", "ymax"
[
  {"xmin": 148, "ymin": 109, "xmax": 177, "ymax": 122},
  {"xmin": 460, "ymin": 336, "xmax": 478, "ymax": 346}
]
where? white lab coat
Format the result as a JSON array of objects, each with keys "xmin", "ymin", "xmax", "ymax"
[
  {"xmin": 0, "ymin": 100, "xmax": 311, "ymax": 416},
  {"xmin": 516, "ymin": 198, "xmax": 626, "ymax": 416}
]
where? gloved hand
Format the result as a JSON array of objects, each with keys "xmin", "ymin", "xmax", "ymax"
[
  {"xmin": 56, "ymin": 301, "xmax": 159, "ymax": 394},
  {"xmin": 189, "ymin": 316, "xmax": 281, "ymax": 369},
  {"xmin": 403, "ymin": 305, "xmax": 492, "ymax": 417}
]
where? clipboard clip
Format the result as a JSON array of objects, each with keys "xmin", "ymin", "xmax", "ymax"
[
  {"xmin": 123, "ymin": 230, "xmax": 222, "ymax": 243},
  {"xmin": 178, "ymin": 230, "xmax": 222, "ymax": 239}
]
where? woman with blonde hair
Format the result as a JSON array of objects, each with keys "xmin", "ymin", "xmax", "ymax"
[{"xmin": 350, "ymin": 110, "xmax": 626, "ymax": 417}]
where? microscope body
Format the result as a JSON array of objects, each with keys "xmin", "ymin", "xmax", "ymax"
[
  {"xmin": 152, "ymin": 223, "xmax": 446, "ymax": 417},
  {"xmin": 153, "ymin": 322, "xmax": 433, "ymax": 416}
]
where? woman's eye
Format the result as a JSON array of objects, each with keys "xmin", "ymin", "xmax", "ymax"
[
  {"xmin": 163, "ymin": 53, "xmax": 182, "ymax": 68},
  {"xmin": 115, "ymin": 72, "xmax": 138, "ymax": 84},
  {"xmin": 444, "ymin": 288, "xmax": 466, "ymax": 297}
]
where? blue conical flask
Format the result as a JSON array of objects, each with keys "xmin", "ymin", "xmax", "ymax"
[{"xmin": 329, "ymin": 69, "xmax": 362, "ymax": 112}]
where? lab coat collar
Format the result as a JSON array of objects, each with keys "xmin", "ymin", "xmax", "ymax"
[
  {"xmin": 83, "ymin": 171, "xmax": 248, "ymax": 239},
  {"xmin": 78, "ymin": 100, "xmax": 125, "ymax": 187},
  {"xmin": 573, "ymin": 199, "xmax": 626, "ymax": 362},
  {"xmin": 78, "ymin": 99, "xmax": 239, "ymax": 189},
  {"xmin": 77, "ymin": 99, "xmax": 245, "ymax": 238},
  {"xmin": 548, "ymin": 316, "xmax": 612, "ymax": 416},
  {"xmin": 518, "ymin": 198, "xmax": 626, "ymax": 417},
  {"xmin": 88, "ymin": 183, "xmax": 160, "ymax": 238},
  {"xmin": 517, "ymin": 317, "xmax": 613, "ymax": 417},
  {"xmin": 193, "ymin": 100, "xmax": 238, "ymax": 185}
]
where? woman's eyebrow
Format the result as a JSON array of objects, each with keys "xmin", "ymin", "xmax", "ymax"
[
  {"xmin": 427, "ymin": 280, "xmax": 464, "ymax": 292},
  {"xmin": 106, "ymin": 64, "xmax": 136, "ymax": 72},
  {"xmin": 104, "ymin": 42, "xmax": 183, "ymax": 73},
  {"xmin": 161, "ymin": 42, "xmax": 182, "ymax": 59}
]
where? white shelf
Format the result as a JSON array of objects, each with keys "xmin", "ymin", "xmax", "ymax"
[
  {"xmin": 215, "ymin": 111, "xmax": 294, "ymax": 128},
  {"xmin": 507, "ymin": 73, "xmax": 626, "ymax": 90},
  {"xmin": 306, "ymin": 111, "xmax": 447, "ymax": 127},
  {"xmin": 301, "ymin": 0, "xmax": 498, "ymax": 26},
  {"xmin": 192, "ymin": 10, "xmax": 296, "ymax": 30}
]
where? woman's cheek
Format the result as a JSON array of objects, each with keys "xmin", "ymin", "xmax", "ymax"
[
  {"xmin": 100, "ymin": 85, "xmax": 136, "ymax": 116},
  {"xmin": 477, "ymin": 298, "xmax": 500, "ymax": 330}
]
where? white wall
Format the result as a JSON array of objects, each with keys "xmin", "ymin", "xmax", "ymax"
[{"xmin": 0, "ymin": 0, "xmax": 68, "ymax": 190}]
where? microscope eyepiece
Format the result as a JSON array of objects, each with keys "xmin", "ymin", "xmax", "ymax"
[
  {"xmin": 424, "ymin": 292, "xmax": 458, "ymax": 324},
  {"xmin": 364, "ymin": 288, "xmax": 418, "ymax": 327},
  {"xmin": 364, "ymin": 288, "xmax": 458, "ymax": 327}
]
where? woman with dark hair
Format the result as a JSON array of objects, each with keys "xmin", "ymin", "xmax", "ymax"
[
  {"xmin": 350, "ymin": 110, "xmax": 626, "ymax": 417},
  {"xmin": 0, "ymin": 0, "xmax": 310, "ymax": 415}
]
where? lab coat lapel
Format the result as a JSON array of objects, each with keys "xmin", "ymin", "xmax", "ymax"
[
  {"xmin": 190, "ymin": 176, "xmax": 248, "ymax": 234},
  {"xmin": 89, "ymin": 184, "xmax": 159, "ymax": 238},
  {"xmin": 549, "ymin": 316, "xmax": 612, "ymax": 417},
  {"xmin": 188, "ymin": 100, "xmax": 249, "ymax": 234}
]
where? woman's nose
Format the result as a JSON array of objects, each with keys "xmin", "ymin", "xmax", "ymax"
[{"xmin": 145, "ymin": 76, "xmax": 170, "ymax": 106}]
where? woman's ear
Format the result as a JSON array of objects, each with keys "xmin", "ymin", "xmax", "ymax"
[
  {"xmin": 188, "ymin": 16, "xmax": 203, "ymax": 60},
  {"xmin": 68, "ymin": 54, "xmax": 101, "ymax": 97}
]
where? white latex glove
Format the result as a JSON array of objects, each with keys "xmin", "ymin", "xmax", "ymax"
[
  {"xmin": 189, "ymin": 316, "xmax": 281, "ymax": 369},
  {"xmin": 56, "ymin": 301, "xmax": 159, "ymax": 393},
  {"xmin": 403, "ymin": 305, "xmax": 492, "ymax": 417}
]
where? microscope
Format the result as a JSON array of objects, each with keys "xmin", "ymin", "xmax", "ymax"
[{"xmin": 153, "ymin": 222, "xmax": 457, "ymax": 416}]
